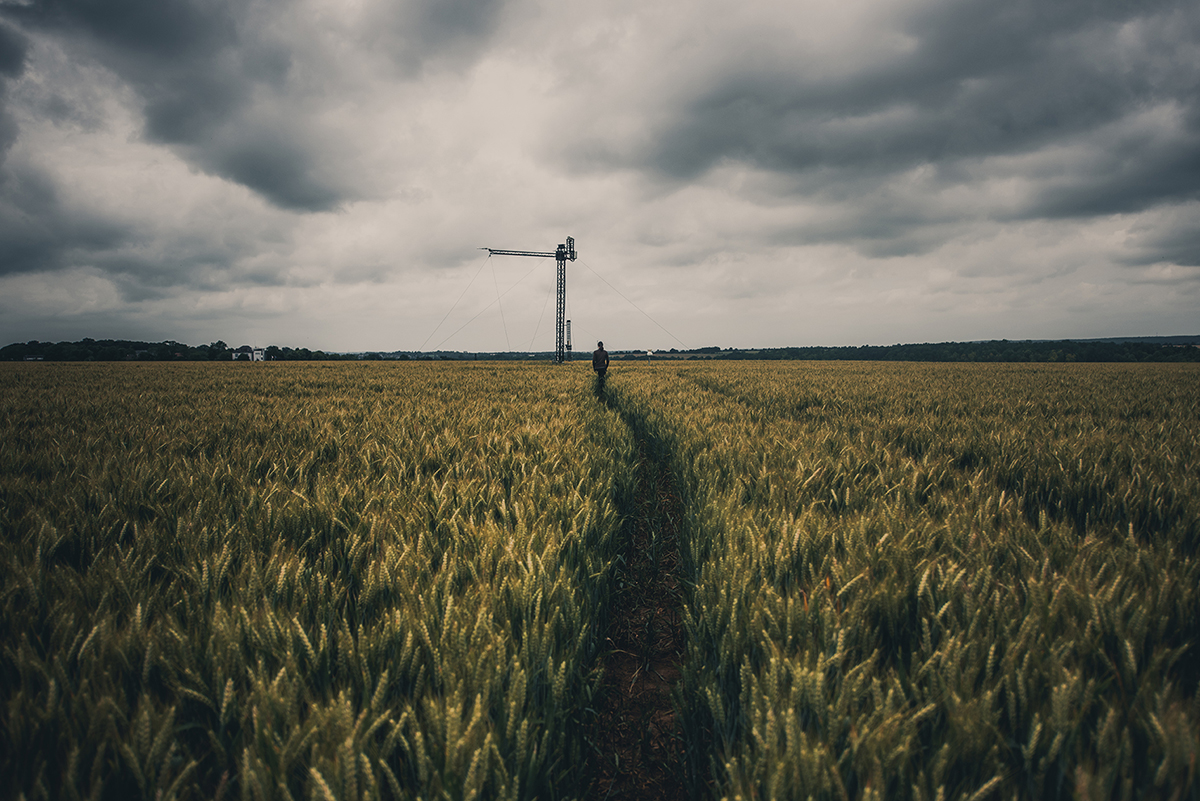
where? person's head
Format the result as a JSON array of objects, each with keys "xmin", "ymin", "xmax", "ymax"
[{"xmin": 597, "ymin": 341, "xmax": 604, "ymax": 349}]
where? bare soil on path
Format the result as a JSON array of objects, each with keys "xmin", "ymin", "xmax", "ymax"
[{"xmin": 585, "ymin": 392, "xmax": 689, "ymax": 800}]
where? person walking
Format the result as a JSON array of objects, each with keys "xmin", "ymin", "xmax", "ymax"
[{"xmin": 592, "ymin": 341, "xmax": 609, "ymax": 392}]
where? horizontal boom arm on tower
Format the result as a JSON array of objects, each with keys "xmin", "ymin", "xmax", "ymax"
[{"xmin": 481, "ymin": 248, "xmax": 556, "ymax": 258}]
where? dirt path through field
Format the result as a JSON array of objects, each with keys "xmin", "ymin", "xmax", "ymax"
[{"xmin": 586, "ymin": 384, "xmax": 688, "ymax": 800}]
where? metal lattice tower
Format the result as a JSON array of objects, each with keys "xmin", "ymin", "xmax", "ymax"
[{"xmin": 482, "ymin": 236, "xmax": 577, "ymax": 364}]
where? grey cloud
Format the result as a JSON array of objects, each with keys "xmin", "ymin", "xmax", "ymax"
[
  {"xmin": 0, "ymin": 103, "xmax": 15, "ymax": 154},
  {"xmin": 204, "ymin": 135, "xmax": 340, "ymax": 213},
  {"xmin": 185, "ymin": 143, "xmax": 329, "ymax": 214},
  {"xmin": 0, "ymin": 24, "xmax": 70, "ymax": 268},
  {"xmin": 1120, "ymin": 205, "xmax": 1200, "ymax": 267},
  {"xmin": 0, "ymin": 0, "xmax": 506, "ymax": 211},
  {"xmin": 2, "ymin": 0, "xmax": 248, "ymax": 143},
  {"xmin": 578, "ymin": 0, "xmax": 1200, "ymax": 265},
  {"xmin": 752, "ymin": 189, "xmax": 958, "ymax": 259},
  {"xmin": 0, "ymin": 148, "xmax": 289, "ymax": 295},
  {"xmin": 1033, "ymin": 125, "xmax": 1200, "ymax": 219},
  {"xmin": 0, "ymin": 20, "xmax": 27, "ymax": 77},
  {"xmin": 649, "ymin": 0, "xmax": 1196, "ymax": 177},
  {"xmin": 0, "ymin": 0, "xmax": 319, "ymax": 206},
  {"xmin": 377, "ymin": 0, "xmax": 507, "ymax": 75},
  {"xmin": 0, "ymin": 21, "xmax": 28, "ymax": 159},
  {"xmin": 7, "ymin": 0, "xmax": 238, "ymax": 59},
  {"xmin": 0, "ymin": 162, "xmax": 129, "ymax": 275},
  {"xmin": 1145, "ymin": 233, "xmax": 1200, "ymax": 268},
  {"xmin": 0, "ymin": 160, "xmax": 296, "ymax": 297},
  {"xmin": 140, "ymin": 70, "xmax": 250, "ymax": 146}
]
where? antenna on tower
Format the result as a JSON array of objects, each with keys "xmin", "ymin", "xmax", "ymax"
[{"xmin": 482, "ymin": 236, "xmax": 578, "ymax": 364}]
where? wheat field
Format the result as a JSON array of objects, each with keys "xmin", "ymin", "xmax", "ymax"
[
  {"xmin": 1, "ymin": 360, "xmax": 1197, "ymax": 800},
  {"xmin": 609, "ymin": 361, "xmax": 1199, "ymax": 800}
]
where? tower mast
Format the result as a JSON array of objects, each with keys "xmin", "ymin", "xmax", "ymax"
[{"xmin": 483, "ymin": 236, "xmax": 577, "ymax": 364}]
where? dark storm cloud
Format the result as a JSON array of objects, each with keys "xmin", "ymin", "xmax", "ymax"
[
  {"xmin": 0, "ymin": 21, "xmax": 28, "ymax": 155},
  {"xmin": 0, "ymin": 97, "xmax": 18, "ymax": 162},
  {"xmin": 1032, "ymin": 123, "xmax": 1200, "ymax": 219},
  {"xmin": 1, "ymin": 0, "xmax": 248, "ymax": 137},
  {"xmin": 0, "ymin": 22, "xmax": 85, "ymax": 275},
  {"xmin": 377, "ymin": 0, "xmax": 507, "ymax": 75},
  {"xmin": 0, "ymin": 162, "xmax": 128, "ymax": 275},
  {"xmin": 1135, "ymin": 229, "xmax": 1200, "ymax": 268},
  {"xmin": 1120, "ymin": 205, "xmax": 1200, "ymax": 267},
  {"xmin": 0, "ymin": 0, "xmax": 329, "ymax": 208},
  {"xmin": 614, "ymin": 0, "xmax": 1200, "ymax": 230},
  {"xmin": 0, "ymin": 155, "xmax": 288, "ymax": 298},
  {"xmin": 0, "ymin": 0, "xmax": 507, "ymax": 212},
  {"xmin": 0, "ymin": 19, "xmax": 27, "ymax": 77},
  {"xmin": 8, "ymin": 0, "xmax": 235, "ymax": 57},
  {"xmin": 0, "ymin": 8, "xmax": 201, "ymax": 282},
  {"xmin": 169, "ymin": 129, "xmax": 344, "ymax": 215}
]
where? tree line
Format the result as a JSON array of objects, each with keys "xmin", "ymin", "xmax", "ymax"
[
  {"xmin": 3, "ymin": 337, "xmax": 1197, "ymax": 363},
  {"xmin": 716, "ymin": 339, "xmax": 1200, "ymax": 362},
  {"xmin": 0, "ymin": 339, "xmax": 351, "ymax": 362}
]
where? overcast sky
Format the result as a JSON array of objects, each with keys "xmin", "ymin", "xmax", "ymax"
[{"xmin": 0, "ymin": 0, "xmax": 1197, "ymax": 352}]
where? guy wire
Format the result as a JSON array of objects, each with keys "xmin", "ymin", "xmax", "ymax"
[
  {"xmin": 419, "ymin": 252, "xmax": 491, "ymax": 352},
  {"xmin": 578, "ymin": 259, "xmax": 689, "ymax": 350}
]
